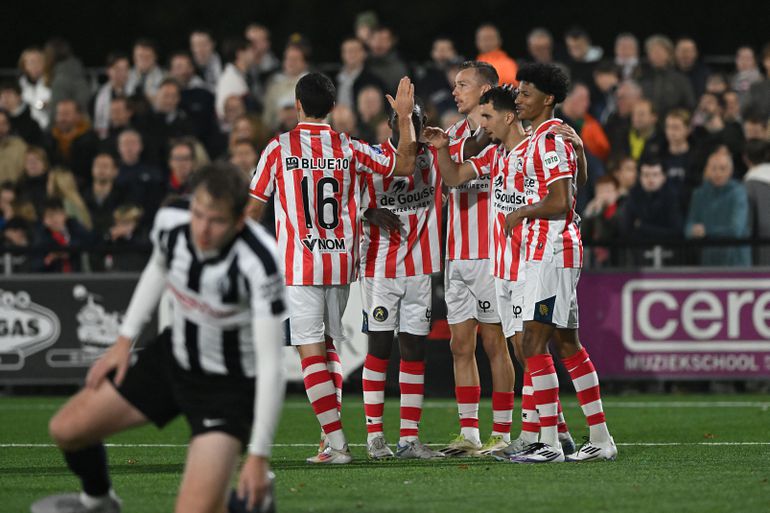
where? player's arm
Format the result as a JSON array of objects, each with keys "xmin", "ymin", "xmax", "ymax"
[
  {"xmin": 423, "ymin": 127, "xmax": 480, "ymax": 186},
  {"xmin": 87, "ymin": 247, "xmax": 168, "ymax": 388},
  {"xmin": 388, "ymin": 77, "xmax": 418, "ymax": 177},
  {"xmin": 550, "ymin": 125, "xmax": 588, "ymax": 186},
  {"xmin": 248, "ymin": 140, "xmax": 279, "ymax": 220},
  {"xmin": 504, "ymin": 178, "xmax": 572, "ymax": 236},
  {"xmin": 239, "ymin": 265, "xmax": 287, "ymax": 510},
  {"xmin": 461, "ymin": 128, "xmax": 492, "ymax": 160}
]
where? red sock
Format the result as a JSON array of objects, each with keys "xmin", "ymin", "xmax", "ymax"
[
  {"xmin": 521, "ymin": 372, "xmax": 540, "ymax": 436},
  {"xmin": 399, "ymin": 360, "xmax": 425, "ymax": 441},
  {"xmin": 362, "ymin": 354, "xmax": 388, "ymax": 435},
  {"xmin": 562, "ymin": 348, "xmax": 608, "ymax": 435},
  {"xmin": 455, "ymin": 385, "xmax": 481, "ymax": 430},
  {"xmin": 557, "ymin": 399, "xmax": 570, "ymax": 433},
  {"xmin": 491, "ymin": 391, "xmax": 514, "ymax": 436},
  {"xmin": 527, "ymin": 354, "xmax": 560, "ymax": 448},
  {"xmin": 325, "ymin": 341, "xmax": 343, "ymax": 412},
  {"xmin": 301, "ymin": 355, "xmax": 343, "ymax": 439}
]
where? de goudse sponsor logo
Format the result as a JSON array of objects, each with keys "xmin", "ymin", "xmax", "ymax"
[{"xmin": 622, "ymin": 279, "xmax": 770, "ymax": 352}]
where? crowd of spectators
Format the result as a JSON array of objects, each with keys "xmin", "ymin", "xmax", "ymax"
[{"xmin": 0, "ymin": 12, "xmax": 769, "ymax": 271}]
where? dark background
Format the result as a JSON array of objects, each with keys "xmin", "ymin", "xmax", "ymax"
[{"xmin": 1, "ymin": 0, "xmax": 768, "ymax": 68}]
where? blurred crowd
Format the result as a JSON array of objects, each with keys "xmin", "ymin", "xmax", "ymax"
[{"xmin": 1, "ymin": 12, "xmax": 769, "ymax": 272}]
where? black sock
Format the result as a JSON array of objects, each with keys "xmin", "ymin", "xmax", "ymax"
[{"xmin": 63, "ymin": 443, "xmax": 111, "ymax": 497}]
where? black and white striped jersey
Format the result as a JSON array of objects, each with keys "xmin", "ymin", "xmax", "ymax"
[{"xmin": 124, "ymin": 200, "xmax": 287, "ymax": 378}]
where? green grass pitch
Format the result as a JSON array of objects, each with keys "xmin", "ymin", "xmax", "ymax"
[{"xmin": 1, "ymin": 394, "xmax": 769, "ymax": 512}]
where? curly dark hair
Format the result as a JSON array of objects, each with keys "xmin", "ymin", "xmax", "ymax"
[{"xmin": 516, "ymin": 63, "xmax": 570, "ymax": 104}]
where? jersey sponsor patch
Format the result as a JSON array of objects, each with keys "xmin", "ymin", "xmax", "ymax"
[{"xmin": 543, "ymin": 151, "xmax": 560, "ymax": 168}]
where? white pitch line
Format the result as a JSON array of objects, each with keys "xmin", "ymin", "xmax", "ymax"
[
  {"xmin": 2, "ymin": 442, "xmax": 769, "ymax": 449},
  {"xmin": 0, "ymin": 401, "xmax": 768, "ymax": 411}
]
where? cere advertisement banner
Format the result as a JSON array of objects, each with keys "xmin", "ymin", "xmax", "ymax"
[{"xmin": 578, "ymin": 270, "xmax": 770, "ymax": 380}]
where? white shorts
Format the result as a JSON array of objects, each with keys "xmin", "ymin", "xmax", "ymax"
[
  {"xmin": 360, "ymin": 275, "xmax": 432, "ymax": 336},
  {"xmin": 494, "ymin": 277, "xmax": 525, "ymax": 338},
  {"xmin": 522, "ymin": 261, "xmax": 580, "ymax": 329},
  {"xmin": 286, "ymin": 285, "xmax": 350, "ymax": 345},
  {"xmin": 444, "ymin": 259, "xmax": 500, "ymax": 325}
]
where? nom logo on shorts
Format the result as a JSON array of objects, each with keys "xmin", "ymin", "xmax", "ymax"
[
  {"xmin": 0, "ymin": 289, "xmax": 60, "ymax": 371},
  {"xmin": 622, "ymin": 278, "xmax": 770, "ymax": 352},
  {"xmin": 372, "ymin": 306, "xmax": 389, "ymax": 322}
]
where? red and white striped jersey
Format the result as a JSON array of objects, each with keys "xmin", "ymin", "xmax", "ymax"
[
  {"xmin": 468, "ymin": 138, "xmax": 529, "ymax": 281},
  {"xmin": 521, "ymin": 118, "xmax": 583, "ymax": 268},
  {"xmin": 249, "ymin": 122, "xmax": 395, "ymax": 286},
  {"xmin": 445, "ymin": 118, "xmax": 491, "ymax": 261},
  {"xmin": 359, "ymin": 139, "xmax": 443, "ymax": 278}
]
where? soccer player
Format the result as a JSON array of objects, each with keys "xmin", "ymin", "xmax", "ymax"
[
  {"xmin": 505, "ymin": 63, "xmax": 617, "ymax": 463},
  {"xmin": 248, "ymin": 72, "xmax": 417, "ymax": 464},
  {"xmin": 32, "ymin": 163, "xmax": 287, "ymax": 513},
  {"xmin": 439, "ymin": 61, "xmax": 515, "ymax": 456},
  {"xmin": 358, "ymin": 96, "xmax": 444, "ymax": 460},
  {"xmin": 427, "ymin": 87, "xmax": 585, "ymax": 457}
]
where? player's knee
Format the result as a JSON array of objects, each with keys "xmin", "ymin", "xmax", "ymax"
[
  {"xmin": 175, "ymin": 493, "xmax": 223, "ymax": 513},
  {"xmin": 49, "ymin": 412, "xmax": 81, "ymax": 450},
  {"xmin": 450, "ymin": 338, "xmax": 475, "ymax": 361}
]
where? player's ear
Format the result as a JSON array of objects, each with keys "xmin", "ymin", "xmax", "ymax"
[
  {"xmin": 295, "ymin": 99, "xmax": 302, "ymax": 114},
  {"xmin": 545, "ymin": 94, "xmax": 555, "ymax": 107}
]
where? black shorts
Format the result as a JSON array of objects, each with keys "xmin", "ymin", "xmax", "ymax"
[{"xmin": 112, "ymin": 329, "xmax": 255, "ymax": 448}]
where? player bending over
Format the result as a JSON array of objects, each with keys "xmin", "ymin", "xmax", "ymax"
[{"xmin": 33, "ymin": 163, "xmax": 287, "ymax": 513}]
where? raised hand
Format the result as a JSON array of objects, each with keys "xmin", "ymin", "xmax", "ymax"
[{"xmin": 386, "ymin": 77, "xmax": 415, "ymax": 120}]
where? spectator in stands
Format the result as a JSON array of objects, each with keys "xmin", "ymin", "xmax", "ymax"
[
  {"xmin": 356, "ymin": 85, "xmax": 387, "ymax": 143},
  {"xmin": 744, "ymin": 139, "xmax": 770, "ymax": 264},
  {"xmin": 525, "ymin": 28, "xmax": 556, "ymax": 65},
  {"xmin": 610, "ymin": 155, "xmax": 639, "ymax": 202},
  {"xmin": 43, "ymin": 99, "xmax": 99, "ymax": 188},
  {"xmin": 354, "ymin": 11, "xmax": 378, "ymax": 48},
  {"xmin": 706, "ymin": 72, "xmax": 730, "ymax": 95},
  {"xmin": 245, "ymin": 24, "xmax": 281, "ymax": 100},
  {"xmin": 475, "ymin": 24, "xmax": 517, "ymax": 86},
  {"xmin": 686, "ymin": 149, "xmax": 751, "ymax": 266},
  {"xmin": 731, "ymin": 46, "xmax": 762, "ymax": 107},
  {"xmin": 168, "ymin": 51, "xmax": 217, "ymax": 152},
  {"xmin": 674, "ymin": 37, "xmax": 710, "ymax": 98},
  {"xmin": 1, "ymin": 217, "xmax": 33, "ymax": 272},
  {"xmin": 47, "ymin": 167, "xmax": 93, "ymax": 230},
  {"xmin": 275, "ymin": 95, "xmax": 299, "ymax": 134},
  {"xmin": 558, "ymin": 82, "xmax": 610, "ymax": 162},
  {"xmin": 229, "ymin": 139, "xmax": 259, "ymax": 178},
  {"xmin": 262, "ymin": 41, "xmax": 309, "ymax": 131},
  {"xmin": 44, "ymin": 38, "xmax": 90, "ymax": 117},
  {"xmin": 622, "ymin": 159, "xmax": 683, "ymax": 242},
  {"xmin": 564, "ymin": 26, "xmax": 603, "ymax": 86},
  {"xmin": 142, "ymin": 78, "xmax": 196, "ymax": 164},
  {"xmin": 0, "ymin": 109, "xmax": 27, "ymax": 183},
  {"xmin": 0, "ymin": 181, "xmax": 15, "ymax": 229},
  {"xmin": 99, "ymin": 204, "xmax": 149, "ymax": 271},
  {"xmin": 166, "ymin": 139, "xmax": 196, "ymax": 196},
  {"xmin": 639, "ymin": 35, "xmax": 695, "ymax": 117},
  {"xmin": 336, "ymin": 37, "xmax": 384, "ymax": 114},
  {"xmin": 742, "ymin": 113, "xmax": 768, "ymax": 141},
  {"xmin": 581, "ymin": 175, "xmax": 622, "ymax": 266},
  {"xmin": 115, "ymin": 129, "xmax": 163, "ymax": 221},
  {"xmin": 224, "ymin": 114, "xmax": 263, "ymax": 153},
  {"xmin": 660, "ymin": 109, "xmax": 697, "ymax": 209},
  {"xmin": 15, "ymin": 146, "xmax": 49, "ymax": 215},
  {"xmin": 216, "ymin": 37, "xmax": 254, "ymax": 121},
  {"xmin": 605, "ymin": 79, "xmax": 642, "ymax": 152},
  {"xmin": 367, "ymin": 26, "xmax": 410, "ymax": 94},
  {"xmin": 747, "ymin": 43, "xmax": 770, "ymax": 117},
  {"xmin": 614, "ymin": 33, "xmax": 641, "ymax": 81},
  {"xmin": 723, "ymin": 90, "xmax": 743, "ymax": 123},
  {"xmin": 99, "ymin": 97, "xmax": 135, "ymax": 155},
  {"xmin": 91, "ymin": 53, "xmax": 131, "ymax": 140},
  {"xmin": 331, "ymin": 104, "xmax": 357, "ymax": 136},
  {"xmin": 127, "ymin": 39, "xmax": 165, "ymax": 103},
  {"xmin": 625, "ymin": 98, "xmax": 663, "ymax": 161},
  {"xmin": 691, "ymin": 92, "xmax": 745, "ymax": 178},
  {"xmin": 190, "ymin": 29, "xmax": 222, "ymax": 91},
  {"xmin": 416, "ymin": 37, "xmax": 460, "ymax": 117},
  {"xmin": 590, "ymin": 60, "xmax": 620, "ymax": 124},
  {"xmin": 0, "ymin": 81, "xmax": 43, "ymax": 144},
  {"xmin": 84, "ymin": 152, "xmax": 125, "ymax": 238},
  {"xmin": 18, "ymin": 47, "xmax": 51, "ymax": 129},
  {"xmin": 32, "ymin": 198, "xmax": 91, "ymax": 273}
]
